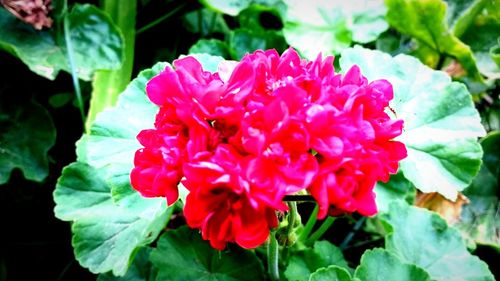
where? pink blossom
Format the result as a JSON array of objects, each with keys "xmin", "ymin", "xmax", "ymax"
[{"xmin": 131, "ymin": 47, "xmax": 406, "ymax": 249}]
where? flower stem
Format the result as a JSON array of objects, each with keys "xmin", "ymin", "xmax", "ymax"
[
  {"xmin": 305, "ymin": 216, "xmax": 336, "ymax": 246},
  {"xmin": 267, "ymin": 232, "xmax": 280, "ymax": 281},
  {"xmin": 286, "ymin": 202, "xmax": 298, "ymax": 237},
  {"xmin": 298, "ymin": 204, "xmax": 318, "ymax": 242}
]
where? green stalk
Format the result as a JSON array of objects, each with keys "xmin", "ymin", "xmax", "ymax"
[
  {"xmin": 286, "ymin": 202, "xmax": 298, "ymax": 236},
  {"xmin": 305, "ymin": 216, "xmax": 336, "ymax": 246},
  {"xmin": 85, "ymin": 0, "xmax": 137, "ymax": 132},
  {"xmin": 63, "ymin": 12, "xmax": 85, "ymax": 123},
  {"xmin": 281, "ymin": 202, "xmax": 298, "ymax": 260},
  {"xmin": 267, "ymin": 232, "xmax": 280, "ymax": 281},
  {"xmin": 298, "ymin": 204, "xmax": 318, "ymax": 242}
]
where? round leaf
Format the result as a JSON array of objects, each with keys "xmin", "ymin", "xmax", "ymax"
[
  {"xmin": 54, "ymin": 62, "xmax": 172, "ymax": 276},
  {"xmin": 285, "ymin": 241, "xmax": 350, "ymax": 281},
  {"xmin": 309, "ymin": 265, "xmax": 353, "ymax": 281},
  {"xmin": 381, "ymin": 201, "xmax": 495, "ymax": 281},
  {"xmin": 457, "ymin": 131, "xmax": 500, "ymax": 249},
  {"xmin": 54, "ymin": 163, "xmax": 170, "ymax": 276},
  {"xmin": 97, "ymin": 247, "xmax": 157, "ymax": 281},
  {"xmin": 189, "ymin": 39, "xmax": 231, "ymax": 58},
  {"xmin": 0, "ymin": 4, "xmax": 123, "ymax": 80},
  {"xmin": 354, "ymin": 249, "xmax": 432, "ymax": 281},
  {"xmin": 150, "ymin": 227, "xmax": 265, "ymax": 281},
  {"xmin": 0, "ymin": 98, "xmax": 55, "ymax": 184},
  {"xmin": 282, "ymin": 0, "xmax": 387, "ymax": 59}
]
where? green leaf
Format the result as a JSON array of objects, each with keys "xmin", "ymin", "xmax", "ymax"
[
  {"xmin": 54, "ymin": 162, "xmax": 170, "ymax": 276},
  {"xmin": 340, "ymin": 46, "xmax": 486, "ymax": 201},
  {"xmin": 385, "ymin": 0, "xmax": 482, "ymax": 81},
  {"xmin": 349, "ymin": 5, "xmax": 389, "ymax": 44},
  {"xmin": 491, "ymin": 43, "xmax": 500, "ymax": 69},
  {"xmin": 65, "ymin": 4, "xmax": 123, "ymax": 80},
  {"xmin": 375, "ymin": 173, "xmax": 415, "ymax": 213},
  {"xmin": 481, "ymin": 132, "xmax": 500, "ymax": 176},
  {"xmin": 76, "ymin": 62, "xmax": 166, "ymax": 169},
  {"xmin": 189, "ymin": 39, "xmax": 231, "ymax": 59},
  {"xmin": 460, "ymin": 15, "xmax": 500, "ymax": 79},
  {"xmin": 309, "ymin": 265, "xmax": 353, "ymax": 281},
  {"xmin": 375, "ymin": 32, "xmax": 404, "ymax": 55},
  {"xmin": 238, "ymin": 4, "xmax": 283, "ymax": 31},
  {"xmin": 381, "ymin": 201, "xmax": 495, "ymax": 281},
  {"xmin": 48, "ymin": 92, "xmax": 73, "ymax": 108},
  {"xmin": 447, "ymin": 0, "xmax": 489, "ymax": 37},
  {"xmin": 284, "ymin": 241, "xmax": 350, "ymax": 281},
  {"xmin": 282, "ymin": 0, "xmax": 387, "ymax": 59},
  {"xmin": 457, "ymin": 131, "xmax": 500, "ymax": 249},
  {"xmin": 150, "ymin": 226, "xmax": 265, "ymax": 281},
  {"xmin": 354, "ymin": 249, "xmax": 432, "ymax": 281},
  {"xmin": 0, "ymin": 4, "xmax": 123, "ymax": 80},
  {"xmin": 183, "ymin": 8, "xmax": 230, "ymax": 36},
  {"xmin": 408, "ymin": 41, "xmax": 441, "ymax": 68},
  {"xmin": 0, "ymin": 97, "xmax": 56, "ymax": 184},
  {"xmin": 54, "ymin": 62, "xmax": 173, "ymax": 275},
  {"xmin": 97, "ymin": 247, "xmax": 157, "ymax": 281},
  {"xmin": 200, "ymin": 0, "xmax": 284, "ymax": 16},
  {"xmin": 0, "ymin": 8, "xmax": 62, "ymax": 79},
  {"xmin": 228, "ymin": 28, "xmax": 287, "ymax": 59}
]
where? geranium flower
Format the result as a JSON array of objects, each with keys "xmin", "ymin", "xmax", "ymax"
[{"xmin": 131, "ymin": 47, "xmax": 406, "ymax": 249}]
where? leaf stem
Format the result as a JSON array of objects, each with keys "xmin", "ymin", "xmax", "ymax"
[
  {"xmin": 207, "ymin": 10, "xmax": 217, "ymax": 36},
  {"xmin": 56, "ymin": 260, "xmax": 74, "ymax": 281},
  {"xmin": 197, "ymin": 8, "xmax": 203, "ymax": 35},
  {"xmin": 340, "ymin": 217, "xmax": 366, "ymax": 250},
  {"xmin": 63, "ymin": 11, "xmax": 85, "ymax": 124},
  {"xmin": 306, "ymin": 215, "xmax": 336, "ymax": 246},
  {"xmin": 136, "ymin": 3, "xmax": 186, "ymax": 34},
  {"xmin": 299, "ymin": 204, "xmax": 318, "ymax": 242},
  {"xmin": 267, "ymin": 232, "xmax": 280, "ymax": 281}
]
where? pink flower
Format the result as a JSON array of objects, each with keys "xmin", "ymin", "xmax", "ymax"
[
  {"xmin": 130, "ymin": 105, "xmax": 187, "ymax": 205},
  {"xmin": 182, "ymin": 146, "xmax": 278, "ymax": 250},
  {"xmin": 131, "ymin": 47, "xmax": 406, "ymax": 249},
  {"xmin": 305, "ymin": 65, "xmax": 407, "ymax": 218}
]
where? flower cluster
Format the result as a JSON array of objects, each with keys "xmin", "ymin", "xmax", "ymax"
[{"xmin": 131, "ymin": 48, "xmax": 406, "ymax": 250}]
